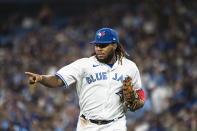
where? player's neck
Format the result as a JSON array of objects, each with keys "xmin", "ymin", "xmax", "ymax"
[{"xmin": 107, "ymin": 55, "xmax": 117, "ymax": 64}]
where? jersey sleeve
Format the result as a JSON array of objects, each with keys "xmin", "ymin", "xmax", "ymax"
[
  {"xmin": 55, "ymin": 59, "xmax": 83, "ymax": 88},
  {"xmin": 131, "ymin": 64, "xmax": 142, "ymax": 90}
]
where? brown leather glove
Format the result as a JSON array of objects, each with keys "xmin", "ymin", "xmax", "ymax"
[{"xmin": 122, "ymin": 77, "xmax": 143, "ymax": 111}]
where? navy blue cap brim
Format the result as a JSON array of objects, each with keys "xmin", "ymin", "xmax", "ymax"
[{"xmin": 90, "ymin": 40, "xmax": 118, "ymax": 44}]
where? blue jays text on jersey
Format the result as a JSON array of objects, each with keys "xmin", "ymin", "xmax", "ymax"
[{"xmin": 86, "ymin": 72, "xmax": 124, "ymax": 84}]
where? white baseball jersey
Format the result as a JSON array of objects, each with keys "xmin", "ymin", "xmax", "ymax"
[{"xmin": 55, "ymin": 56, "xmax": 142, "ymax": 120}]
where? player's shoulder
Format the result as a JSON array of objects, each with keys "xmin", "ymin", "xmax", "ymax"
[{"xmin": 122, "ymin": 57, "xmax": 138, "ymax": 68}]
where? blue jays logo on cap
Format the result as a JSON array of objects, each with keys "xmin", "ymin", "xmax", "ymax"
[
  {"xmin": 97, "ymin": 31, "xmax": 105, "ymax": 37},
  {"xmin": 90, "ymin": 28, "xmax": 120, "ymax": 44}
]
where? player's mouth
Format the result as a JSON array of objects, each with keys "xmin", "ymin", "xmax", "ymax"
[
  {"xmin": 97, "ymin": 54, "xmax": 104, "ymax": 56},
  {"xmin": 97, "ymin": 53, "xmax": 105, "ymax": 57}
]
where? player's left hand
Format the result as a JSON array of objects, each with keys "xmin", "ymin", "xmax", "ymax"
[{"xmin": 122, "ymin": 77, "xmax": 139, "ymax": 110}]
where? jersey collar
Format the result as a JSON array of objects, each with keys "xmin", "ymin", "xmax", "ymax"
[{"xmin": 91, "ymin": 55, "xmax": 122, "ymax": 70}]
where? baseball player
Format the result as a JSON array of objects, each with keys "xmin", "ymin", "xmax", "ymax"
[{"xmin": 25, "ymin": 28, "xmax": 146, "ymax": 131}]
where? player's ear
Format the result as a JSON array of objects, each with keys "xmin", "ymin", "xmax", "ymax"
[{"xmin": 112, "ymin": 43, "xmax": 117, "ymax": 50}]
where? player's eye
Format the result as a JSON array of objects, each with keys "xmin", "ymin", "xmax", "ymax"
[{"xmin": 95, "ymin": 44, "xmax": 110, "ymax": 48}]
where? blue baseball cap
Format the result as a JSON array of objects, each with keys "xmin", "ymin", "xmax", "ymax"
[{"xmin": 90, "ymin": 28, "xmax": 120, "ymax": 44}]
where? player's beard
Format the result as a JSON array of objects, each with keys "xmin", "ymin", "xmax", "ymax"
[{"xmin": 96, "ymin": 50, "xmax": 115, "ymax": 64}]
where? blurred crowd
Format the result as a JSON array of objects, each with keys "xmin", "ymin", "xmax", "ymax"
[{"xmin": 0, "ymin": 0, "xmax": 196, "ymax": 131}]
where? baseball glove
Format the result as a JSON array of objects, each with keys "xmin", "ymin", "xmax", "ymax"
[{"xmin": 122, "ymin": 77, "xmax": 141, "ymax": 111}]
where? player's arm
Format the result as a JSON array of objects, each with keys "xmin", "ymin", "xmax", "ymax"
[
  {"xmin": 130, "ymin": 65, "xmax": 145, "ymax": 111},
  {"xmin": 123, "ymin": 72, "xmax": 145, "ymax": 111},
  {"xmin": 25, "ymin": 72, "xmax": 64, "ymax": 88},
  {"xmin": 129, "ymin": 89, "xmax": 145, "ymax": 111}
]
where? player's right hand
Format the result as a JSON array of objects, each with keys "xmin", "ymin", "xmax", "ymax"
[{"xmin": 25, "ymin": 72, "xmax": 43, "ymax": 84}]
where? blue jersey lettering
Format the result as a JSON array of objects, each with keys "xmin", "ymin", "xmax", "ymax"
[
  {"xmin": 117, "ymin": 75, "xmax": 123, "ymax": 82},
  {"xmin": 96, "ymin": 72, "xmax": 102, "ymax": 80},
  {"xmin": 86, "ymin": 77, "xmax": 92, "ymax": 84},
  {"xmin": 90, "ymin": 75, "xmax": 96, "ymax": 82},
  {"xmin": 102, "ymin": 72, "xmax": 107, "ymax": 80},
  {"xmin": 112, "ymin": 73, "xmax": 118, "ymax": 80},
  {"xmin": 86, "ymin": 72, "xmax": 124, "ymax": 84}
]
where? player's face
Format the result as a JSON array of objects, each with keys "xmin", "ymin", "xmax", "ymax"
[{"xmin": 94, "ymin": 43, "xmax": 117, "ymax": 64}]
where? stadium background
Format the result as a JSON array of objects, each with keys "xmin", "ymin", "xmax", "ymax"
[{"xmin": 0, "ymin": 0, "xmax": 196, "ymax": 130}]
